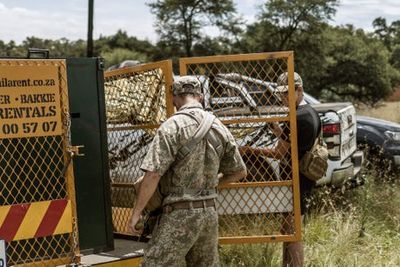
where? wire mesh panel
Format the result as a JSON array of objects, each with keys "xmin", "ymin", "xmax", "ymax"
[
  {"xmin": 0, "ymin": 59, "xmax": 78, "ymax": 266},
  {"xmin": 104, "ymin": 60, "xmax": 173, "ymax": 235},
  {"xmin": 179, "ymin": 52, "xmax": 301, "ymax": 243}
]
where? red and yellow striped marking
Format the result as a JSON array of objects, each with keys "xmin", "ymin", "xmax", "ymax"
[{"xmin": 0, "ymin": 199, "xmax": 72, "ymax": 241}]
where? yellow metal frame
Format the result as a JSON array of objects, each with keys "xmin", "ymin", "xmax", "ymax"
[
  {"xmin": 180, "ymin": 51, "xmax": 302, "ymax": 244},
  {"xmin": 61, "ymin": 58, "xmax": 81, "ymax": 262},
  {"xmin": 105, "ymin": 60, "xmax": 174, "ymax": 118},
  {"xmin": 0, "ymin": 59, "xmax": 79, "ymax": 266},
  {"xmin": 179, "ymin": 51, "xmax": 294, "ymax": 69},
  {"xmin": 106, "ymin": 54, "xmax": 301, "ymax": 244},
  {"xmin": 105, "ymin": 60, "xmax": 174, "ymax": 236}
]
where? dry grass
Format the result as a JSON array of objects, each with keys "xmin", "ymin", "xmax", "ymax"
[
  {"xmin": 304, "ymin": 177, "xmax": 400, "ymax": 267},
  {"xmin": 357, "ymin": 101, "xmax": 400, "ymax": 123},
  {"xmin": 220, "ymin": 173, "xmax": 400, "ymax": 267},
  {"xmin": 220, "ymin": 103, "xmax": 400, "ymax": 266}
]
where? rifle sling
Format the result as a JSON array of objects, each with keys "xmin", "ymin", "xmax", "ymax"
[{"xmin": 173, "ymin": 110, "xmax": 216, "ymax": 161}]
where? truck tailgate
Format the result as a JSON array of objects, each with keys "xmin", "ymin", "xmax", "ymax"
[{"xmin": 312, "ymin": 102, "xmax": 357, "ymax": 161}]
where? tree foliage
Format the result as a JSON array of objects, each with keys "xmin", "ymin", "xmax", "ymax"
[
  {"xmin": 94, "ymin": 30, "xmax": 156, "ymax": 58},
  {"xmin": 373, "ymin": 17, "xmax": 400, "ymax": 50},
  {"xmin": 318, "ymin": 27, "xmax": 398, "ymax": 105},
  {"xmin": 258, "ymin": 0, "xmax": 338, "ymax": 50},
  {"xmin": 100, "ymin": 48, "xmax": 149, "ymax": 69},
  {"xmin": 239, "ymin": 0, "xmax": 398, "ymax": 105},
  {"xmin": 1, "ymin": 0, "xmax": 399, "ymax": 105},
  {"xmin": 0, "ymin": 37, "xmax": 86, "ymax": 58},
  {"xmin": 373, "ymin": 17, "xmax": 400, "ymax": 74},
  {"xmin": 147, "ymin": 0, "xmax": 239, "ymax": 57},
  {"xmin": 239, "ymin": 0, "xmax": 339, "ymax": 99}
]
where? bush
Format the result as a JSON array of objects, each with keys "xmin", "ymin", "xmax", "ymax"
[{"xmin": 101, "ymin": 48, "xmax": 148, "ymax": 69}]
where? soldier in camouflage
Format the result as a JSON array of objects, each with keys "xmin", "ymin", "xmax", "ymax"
[{"xmin": 129, "ymin": 76, "xmax": 247, "ymax": 266}]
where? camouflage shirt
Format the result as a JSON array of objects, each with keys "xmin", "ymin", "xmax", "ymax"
[{"xmin": 141, "ymin": 101, "xmax": 246, "ymax": 205}]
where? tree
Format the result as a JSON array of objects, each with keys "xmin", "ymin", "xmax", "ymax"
[
  {"xmin": 373, "ymin": 17, "xmax": 400, "ymax": 73},
  {"xmin": 0, "ymin": 36, "xmax": 86, "ymax": 58},
  {"xmin": 258, "ymin": 0, "xmax": 338, "ymax": 50},
  {"xmin": 147, "ymin": 0, "xmax": 239, "ymax": 57},
  {"xmin": 373, "ymin": 17, "xmax": 393, "ymax": 49},
  {"xmin": 20, "ymin": 37, "xmax": 86, "ymax": 58},
  {"xmin": 390, "ymin": 45, "xmax": 400, "ymax": 70},
  {"xmin": 101, "ymin": 48, "xmax": 149, "ymax": 69},
  {"xmin": 192, "ymin": 36, "xmax": 232, "ymax": 56},
  {"xmin": 239, "ymin": 0, "xmax": 398, "ymax": 105},
  {"xmin": 372, "ymin": 17, "xmax": 400, "ymax": 49},
  {"xmin": 0, "ymin": 40, "xmax": 25, "ymax": 57},
  {"xmin": 240, "ymin": 0, "xmax": 338, "ymax": 96},
  {"xmin": 318, "ymin": 26, "xmax": 399, "ymax": 106},
  {"xmin": 94, "ymin": 30, "xmax": 157, "ymax": 64}
]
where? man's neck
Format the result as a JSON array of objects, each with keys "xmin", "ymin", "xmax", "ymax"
[{"xmin": 177, "ymin": 98, "xmax": 200, "ymax": 110}]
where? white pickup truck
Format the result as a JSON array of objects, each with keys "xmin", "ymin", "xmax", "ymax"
[
  {"xmin": 303, "ymin": 93, "xmax": 364, "ymax": 185},
  {"xmin": 200, "ymin": 73, "xmax": 364, "ymax": 186}
]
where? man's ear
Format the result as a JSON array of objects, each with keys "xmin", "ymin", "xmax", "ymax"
[
  {"xmin": 172, "ymin": 95, "xmax": 179, "ymax": 107},
  {"xmin": 297, "ymin": 86, "xmax": 304, "ymax": 94},
  {"xmin": 194, "ymin": 94, "xmax": 203, "ymax": 102},
  {"xmin": 195, "ymin": 94, "xmax": 205, "ymax": 108}
]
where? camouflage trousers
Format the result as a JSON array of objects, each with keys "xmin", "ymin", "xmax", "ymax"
[{"xmin": 142, "ymin": 206, "xmax": 219, "ymax": 267}]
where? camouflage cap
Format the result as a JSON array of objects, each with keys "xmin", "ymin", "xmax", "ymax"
[
  {"xmin": 173, "ymin": 76, "xmax": 202, "ymax": 96},
  {"xmin": 275, "ymin": 72, "xmax": 303, "ymax": 93}
]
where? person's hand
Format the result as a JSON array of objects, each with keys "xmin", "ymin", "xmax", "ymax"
[
  {"xmin": 269, "ymin": 122, "xmax": 283, "ymax": 137},
  {"xmin": 129, "ymin": 213, "xmax": 144, "ymax": 236}
]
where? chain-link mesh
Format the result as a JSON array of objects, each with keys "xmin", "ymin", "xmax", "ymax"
[
  {"xmin": 0, "ymin": 59, "xmax": 77, "ymax": 266},
  {"xmin": 180, "ymin": 52, "xmax": 301, "ymax": 243},
  {"xmin": 104, "ymin": 54, "xmax": 300, "ymax": 243},
  {"xmin": 104, "ymin": 60, "xmax": 173, "ymax": 234}
]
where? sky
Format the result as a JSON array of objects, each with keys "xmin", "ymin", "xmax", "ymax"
[{"xmin": 1, "ymin": 0, "xmax": 400, "ymax": 44}]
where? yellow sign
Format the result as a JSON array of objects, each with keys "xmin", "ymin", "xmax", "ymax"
[{"xmin": 0, "ymin": 64, "xmax": 63, "ymax": 138}]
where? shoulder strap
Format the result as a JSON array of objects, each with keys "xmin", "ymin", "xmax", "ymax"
[
  {"xmin": 310, "ymin": 136, "xmax": 320, "ymax": 150},
  {"xmin": 173, "ymin": 110, "xmax": 216, "ymax": 161},
  {"xmin": 311, "ymin": 106, "xmax": 324, "ymax": 146},
  {"xmin": 304, "ymin": 106, "xmax": 324, "ymax": 153},
  {"xmin": 317, "ymin": 114, "xmax": 324, "ymax": 146}
]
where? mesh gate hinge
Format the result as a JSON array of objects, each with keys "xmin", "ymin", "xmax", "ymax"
[{"xmin": 68, "ymin": 145, "xmax": 85, "ymax": 157}]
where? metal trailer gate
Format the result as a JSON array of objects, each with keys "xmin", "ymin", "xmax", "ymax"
[
  {"xmin": 104, "ymin": 60, "xmax": 174, "ymax": 234},
  {"xmin": 105, "ymin": 52, "xmax": 301, "ymax": 244},
  {"xmin": 179, "ymin": 52, "xmax": 301, "ymax": 243},
  {"xmin": 0, "ymin": 59, "xmax": 79, "ymax": 266}
]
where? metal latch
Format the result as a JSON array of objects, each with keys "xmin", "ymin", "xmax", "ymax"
[{"xmin": 67, "ymin": 145, "xmax": 85, "ymax": 157}]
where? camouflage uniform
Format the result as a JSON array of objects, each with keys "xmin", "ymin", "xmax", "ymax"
[{"xmin": 140, "ymin": 76, "xmax": 246, "ymax": 267}]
